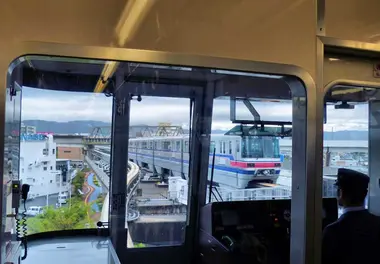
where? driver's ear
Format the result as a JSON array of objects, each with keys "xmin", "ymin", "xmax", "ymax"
[
  {"xmin": 337, "ymin": 188, "xmax": 342, "ymax": 198},
  {"xmin": 338, "ymin": 188, "xmax": 344, "ymax": 199}
]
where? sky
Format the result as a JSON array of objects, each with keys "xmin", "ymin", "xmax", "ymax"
[{"xmin": 21, "ymin": 87, "xmax": 369, "ymax": 131}]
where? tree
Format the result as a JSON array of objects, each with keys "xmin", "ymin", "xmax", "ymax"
[
  {"xmin": 26, "ymin": 197, "xmax": 95, "ymax": 235},
  {"xmin": 95, "ymin": 193, "xmax": 106, "ymax": 212},
  {"xmin": 93, "ymin": 175, "xmax": 101, "ymax": 187},
  {"xmin": 82, "ymin": 167, "xmax": 91, "ymax": 173},
  {"xmin": 72, "ymin": 171, "xmax": 86, "ymax": 196},
  {"xmin": 134, "ymin": 243, "xmax": 146, "ymax": 248}
]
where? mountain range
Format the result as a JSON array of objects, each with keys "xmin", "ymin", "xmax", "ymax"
[{"xmin": 22, "ymin": 120, "xmax": 368, "ymax": 140}]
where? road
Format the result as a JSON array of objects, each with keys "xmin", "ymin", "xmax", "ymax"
[{"xmin": 87, "ymin": 173, "xmax": 101, "ymax": 212}]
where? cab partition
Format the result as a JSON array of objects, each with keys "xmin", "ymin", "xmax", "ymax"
[{"xmin": 199, "ymin": 199, "xmax": 338, "ymax": 264}]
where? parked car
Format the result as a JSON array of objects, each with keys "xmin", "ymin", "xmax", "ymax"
[
  {"xmin": 25, "ymin": 206, "xmax": 43, "ymax": 217},
  {"xmin": 57, "ymin": 193, "xmax": 68, "ymax": 204}
]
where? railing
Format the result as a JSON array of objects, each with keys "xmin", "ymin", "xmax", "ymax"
[
  {"xmin": 83, "ymin": 137, "xmax": 112, "ymax": 145},
  {"xmin": 91, "ymin": 149, "xmax": 111, "ymax": 164},
  {"xmin": 84, "ymin": 156, "xmax": 110, "ymax": 189},
  {"xmin": 210, "ymin": 186, "xmax": 292, "ymax": 202}
]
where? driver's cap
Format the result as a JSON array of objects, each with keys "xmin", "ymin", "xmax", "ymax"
[{"xmin": 335, "ymin": 168, "xmax": 369, "ymax": 191}]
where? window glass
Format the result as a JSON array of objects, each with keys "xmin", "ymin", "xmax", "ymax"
[
  {"xmin": 163, "ymin": 141, "xmax": 171, "ymax": 150},
  {"xmin": 9, "ymin": 56, "xmax": 305, "ymax": 257},
  {"xmin": 14, "ymin": 57, "xmax": 113, "ymax": 235},
  {"xmin": 208, "ymin": 97, "xmax": 292, "ymax": 201},
  {"xmin": 324, "ymin": 86, "xmax": 369, "ymax": 217},
  {"xmin": 242, "ymin": 137, "xmax": 280, "ymax": 158},
  {"xmin": 128, "ymin": 96, "xmax": 191, "ymax": 247},
  {"xmin": 210, "ymin": 141, "xmax": 216, "ymax": 153}
]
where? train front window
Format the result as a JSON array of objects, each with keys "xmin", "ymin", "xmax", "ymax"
[
  {"xmin": 4, "ymin": 53, "xmax": 311, "ymax": 264},
  {"xmin": 4, "ymin": 57, "xmax": 114, "ymax": 237},
  {"xmin": 207, "ymin": 92, "xmax": 293, "ymax": 200},
  {"xmin": 241, "ymin": 136, "xmax": 280, "ymax": 158}
]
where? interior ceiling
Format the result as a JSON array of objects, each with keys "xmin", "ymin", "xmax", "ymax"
[
  {"xmin": 127, "ymin": 0, "xmax": 294, "ymax": 48},
  {"xmin": 326, "ymin": 0, "xmax": 380, "ymax": 43},
  {"xmin": 18, "ymin": 57, "xmax": 380, "ymax": 103},
  {"xmin": 19, "ymin": 58, "xmax": 292, "ymax": 100}
]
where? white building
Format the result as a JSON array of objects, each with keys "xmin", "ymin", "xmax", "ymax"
[
  {"xmin": 19, "ymin": 134, "xmax": 69, "ymax": 197},
  {"xmin": 21, "ymin": 123, "xmax": 36, "ymax": 135}
]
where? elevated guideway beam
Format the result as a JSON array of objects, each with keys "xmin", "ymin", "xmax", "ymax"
[
  {"xmin": 85, "ymin": 155, "xmax": 140, "ymax": 247},
  {"xmin": 90, "ymin": 149, "xmax": 111, "ymax": 164}
]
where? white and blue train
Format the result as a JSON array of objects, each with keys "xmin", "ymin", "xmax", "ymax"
[{"xmin": 128, "ymin": 134, "xmax": 283, "ymax": 189}]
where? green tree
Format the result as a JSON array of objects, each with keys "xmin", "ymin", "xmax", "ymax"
[
  {"xmin": 95, "ymin": 193, "xmax": 106, "ymax": 211},
  {"xmin": 134, "ymin": 243, "xmax": 146, "ymax": 248},
  {"xmin": 93, "ymin": 175, "xmax": 101, "ymax": 187},
  {"xmin": 26, "ymin": 198, "xmax": 95, "ymax": 235},
  {"xmin": 72, "ymin": 171, "xmax": 86, "ymax": 197}
]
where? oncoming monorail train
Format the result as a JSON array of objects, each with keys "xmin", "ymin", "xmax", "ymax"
[{"xmin": 128, "ymin": 134, "xmax": 283, "ymax": 189}]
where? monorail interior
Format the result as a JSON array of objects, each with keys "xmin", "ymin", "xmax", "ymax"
[{"xmin": 2, "ymin": 1, "xmax": 380, "ymax": 264}]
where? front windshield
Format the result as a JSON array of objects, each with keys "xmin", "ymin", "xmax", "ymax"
[{"xmin": 241, "ymin": 136, "xmax": 280, "ymax": 158}]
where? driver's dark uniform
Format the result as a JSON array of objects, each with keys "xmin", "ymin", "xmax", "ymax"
[{"xmin": 322, "ymin": 168, "xmax": 380, "ymax": 264}]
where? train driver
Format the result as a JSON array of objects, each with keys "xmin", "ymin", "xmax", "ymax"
[{"xmin": 322, "ymin": 168, "xmax": 380, "ymax": 264}]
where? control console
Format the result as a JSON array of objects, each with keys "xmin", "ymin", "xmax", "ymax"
[{"xmin": 199, "ymin": 198, "xmax": 338, "ymax": 264}]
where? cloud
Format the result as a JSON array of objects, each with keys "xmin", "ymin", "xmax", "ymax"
[
  {"xmin": 21, "ymin": 88, "xmax": 113, "ymax": 122},
  {"xmin": 324, "ymin": 105, "xmax": 368, "ymax": 131},
  {"xmin": 21, "ymin": 87, "xmax": 369, "ymax": 131}
]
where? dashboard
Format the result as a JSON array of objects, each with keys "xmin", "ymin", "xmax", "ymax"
[{"xmin": 200, "ymin": 198, "xmax": 338, "ymax": 264}]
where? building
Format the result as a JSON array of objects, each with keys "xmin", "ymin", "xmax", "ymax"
[
  {"xmin": 21, "ymin": 123, "xmax": 36, "ymax": 135},
  {"xmin": 19, "ymin": 134, "xmax": 69, "ymax": 197},
  {"xmin": 56, "ymin": 159, "xmax": 83, "ymax": 182},
  {"xmin": 56, "ymin": 146, "xmax": 83, "ymax": 160}
]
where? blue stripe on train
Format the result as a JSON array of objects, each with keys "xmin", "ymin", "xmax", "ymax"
[{"xmin": 129, "ymin": 151, "xmax": 281, "ymax": 175}]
